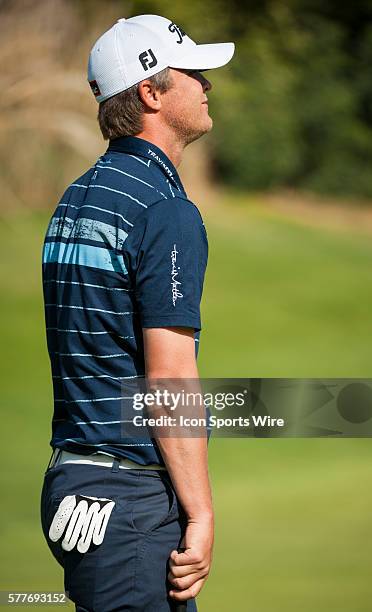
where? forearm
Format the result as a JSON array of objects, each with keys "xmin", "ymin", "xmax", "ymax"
[
  {"xmin": 143, "ymin": 327, "xmax": 213, "ymax": 519},
  {"xmin": 145, "ymin": 374, "xmax": 213, "ymax": 520},
  {"xmin": 143, "ymin": 328, "xmax": 214, "ymax": 600},
  {"xmin": 155, "ymin": 435, "xmax": 213, "ymax": 521}
]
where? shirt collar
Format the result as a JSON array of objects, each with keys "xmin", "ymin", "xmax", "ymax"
[{"xmin": 107, "ymin": 136, "xmax": 186, "ymax": 195}]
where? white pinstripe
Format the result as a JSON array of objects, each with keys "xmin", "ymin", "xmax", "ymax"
[
  {"xmin": 47, "ymin": 328, "xmax": 134, "ymax": 339},
  {"xmin": 55, "ymin": 397, "xmax": 128, "ymax": 404},
  {"xmin": 53, "ymin": 352, "xmax": 129, "ymax": 358},
  {"xmin": 52, "ymin": 374, "xmax": 141, "ymax": 380},
  {"xmin": 58, "ymin": 203, "xmax": 133, "ymax": 227},
  {"xmin": 128, "ymin": 155, "xmax": 151, "ymax": 167},
  {"xmin": 61, "ymin": 439, "xmax": 154, "ymax": 447},
  {"xmin": 45, "ymin": 304, "xmax": 134, "ymax": 315},
  {"xmin": 43, "ymin": 279, "xmax": 133, "ymax": 292}
]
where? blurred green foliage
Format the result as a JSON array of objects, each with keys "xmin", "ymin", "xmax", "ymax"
[
  {"xmin": 132, "ymin": 0, "xmax": 372, "ymax": 197},
  {"xmin": 2, "ymin": 0, "xmax": 372, "ymax": 205}
]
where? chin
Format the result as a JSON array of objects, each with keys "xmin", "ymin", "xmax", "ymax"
[
  {"xmin": 206, "ymin": 116, "xmax": 213, "ymax": 131},
  {"xmin": 200, "ymin": 114, "xmax": 213, "ymax": 132},
  {"xmin": 184, "ymin": 117, "xmax": 214, "ymax": 145},
  {"xmin": 190, "ymin": 122, "xmax": 213, "ymax": 143},
  {"xmin": 200, "ymin": 119, "xmax": 213, "ymax": 137}
]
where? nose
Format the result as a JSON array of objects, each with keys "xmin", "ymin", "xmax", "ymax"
[
  {"xmin": 201, "ymin": 74, "xmax": 212, "ymax": 92},
  {"xmin": 192, "ymin": 71, "xmax": 212, "ymax": 92}
]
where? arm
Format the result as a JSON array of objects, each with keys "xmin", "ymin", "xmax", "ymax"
[{"xmin": 143, "ymin": 326, "xmax": 214, "ymax": 602}]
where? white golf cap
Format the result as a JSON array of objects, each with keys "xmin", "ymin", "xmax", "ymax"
[{"xmin": 88, "ymin": 14, "xmax": 235, "ymax": 102}]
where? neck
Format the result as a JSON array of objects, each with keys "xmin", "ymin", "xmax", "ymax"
[{"xmin": 135, "ymin": 125, "xmax": 185, "ymax": 169}]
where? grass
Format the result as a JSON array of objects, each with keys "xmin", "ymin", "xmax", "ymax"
[
  {"xmin": 199, "ymin": 196, "xmax": 372, "ymax": 376},
  {"xmin": 0, "ymin": 198, "xmax": 371, "ymax": 611}
]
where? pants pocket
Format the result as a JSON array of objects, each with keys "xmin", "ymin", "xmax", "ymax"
[
  {"xmin": 130, "ymin": 474, "xmax": 177, "ymax": 534},
  {"xmin": 40, "ymin": 484, "xmax": 66, "ymax": 566}
]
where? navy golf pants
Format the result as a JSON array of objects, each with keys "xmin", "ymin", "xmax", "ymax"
[{"xmin": 40, "ymin": 461, "xmax": 197, "ymax": 612}]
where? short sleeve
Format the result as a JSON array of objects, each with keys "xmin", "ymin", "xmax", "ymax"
[{"xmin": 124, "ymin": 197, "xmax": 208, "ymax": 331}]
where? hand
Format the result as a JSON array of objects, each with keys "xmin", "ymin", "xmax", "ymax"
[{"xmin": 168, "ymin": 515, "xmax": 214, "ymax": 602}]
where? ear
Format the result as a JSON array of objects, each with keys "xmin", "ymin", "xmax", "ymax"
[{"xmin": 137, "ymin": 80, "xmax": 162, "ymax": 111}]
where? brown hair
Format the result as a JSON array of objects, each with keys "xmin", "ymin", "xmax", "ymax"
[{"xmin": 98, "ymin": 68, "xmax": 172, "ymax": 140}]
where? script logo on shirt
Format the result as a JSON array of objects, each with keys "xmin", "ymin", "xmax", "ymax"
[{"xmin": 171, "ymin": 244, "xmax": 183, "ymax": 306}]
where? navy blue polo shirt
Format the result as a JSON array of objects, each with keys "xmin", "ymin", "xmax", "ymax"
[{"xmin": 42, "ymin": 136, "xmax": 208, "ymax": 465}]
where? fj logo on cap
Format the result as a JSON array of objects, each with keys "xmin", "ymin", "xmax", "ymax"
[
  {"xmin": 139, "ymin": 49, "xmax": 158, "ymax": 71},
  {"xmin": 168, "ymin": 22, "xmax": 186, "ymax": 44}
]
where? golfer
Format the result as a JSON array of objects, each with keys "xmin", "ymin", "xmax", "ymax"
[{"xmin": 40, "ymin": 14, "xmax": 234, "ymax": 611}]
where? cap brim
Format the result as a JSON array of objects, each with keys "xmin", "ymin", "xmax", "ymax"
[{"xmin": 169, "ymin": 42, "xmax": 235, "ymax": 71}]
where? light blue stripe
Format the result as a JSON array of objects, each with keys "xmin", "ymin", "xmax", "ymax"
[
  {"xmin": 46, "ymin": 217, "xmax": 128, "ymax": 250},
  {"xmin": 43, "ymin": 241, "xmax": 127, "ymax": 274}
]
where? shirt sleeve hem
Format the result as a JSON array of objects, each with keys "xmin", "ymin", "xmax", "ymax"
[{"xmin": 141, "ymin": 315, "xmax": 201, "ymax": 331}]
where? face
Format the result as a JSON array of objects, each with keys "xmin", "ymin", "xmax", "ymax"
[{"xmin": 160, "ymin": 68, "xmax": 213, "ymax": 145}]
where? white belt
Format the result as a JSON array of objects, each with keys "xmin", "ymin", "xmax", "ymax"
[{"xmin": 50, "ymin": 449, "xmax": 166, "ymax": 471}]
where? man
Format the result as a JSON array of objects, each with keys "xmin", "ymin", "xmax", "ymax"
[{"xmin": 40, "ymin": 14, "xmax": 234, "ymax": 612}]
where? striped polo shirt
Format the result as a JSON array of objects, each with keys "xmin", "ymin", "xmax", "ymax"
[{"xmin": 42, "ymin": 136, "xmax": 208, "ymax": 465}]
